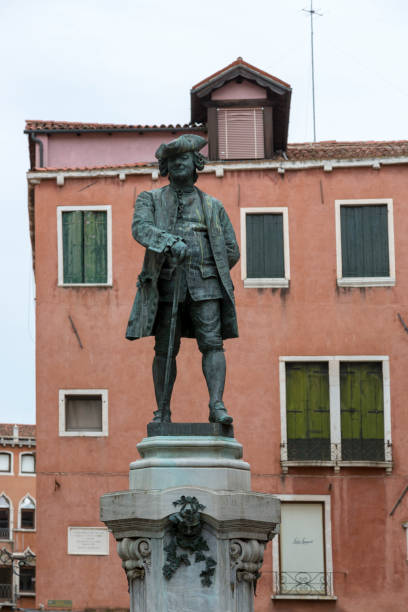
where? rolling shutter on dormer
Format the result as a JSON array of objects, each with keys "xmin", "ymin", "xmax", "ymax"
[{"xmin": 217, "ymin": 107, "xmax": 264, "ymax": 159}]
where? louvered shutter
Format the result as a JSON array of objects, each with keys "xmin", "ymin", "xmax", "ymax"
[
  {"xmin": 218, "ymin": 107, "xmax": 264, "ymax": 159},
  {"xmin": 340, "ymin": 362, "xmax": 384, "ymax": 460},
  {"xmin": 246, "ymin": 213, "xmax": 284, "ymax": 278},
  {"xmin": 84, "ymin": 211, "xmax": 108, "ymax": 283},
  {"xmin": 341, "ymin": 205, "xmax": 389, "ymax": 277},
  {"xmin": 286, "ymin": 362, "xmax": 331, "ymax": 461},
  {"xmin": 62, "ymin": 211, "xmax": 84, "ymax": 283}
]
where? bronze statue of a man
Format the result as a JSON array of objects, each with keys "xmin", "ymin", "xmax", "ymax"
[{"xmin": 126, "ymin": 134, "xmax": 239, "ymax": 424}]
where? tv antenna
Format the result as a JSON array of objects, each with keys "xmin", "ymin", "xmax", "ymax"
[{"xmin": 303, "ymin": 0, "xmax": 322, "ymax": 142}]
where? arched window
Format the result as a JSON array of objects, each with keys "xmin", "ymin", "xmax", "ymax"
[
  {"xmin": 20, "ymin": 453, "xmax": 35, "ymax": 475},
  {"xmin": 19, "ymin": 496, "xmax": 35, "ymax": 530},
  {"xmin": 0, "ymin": 495, "xmax": 10, "ymax": 539},
  {"xmin": 0, "ymin": 453, "xmax": 12, "ymax": 474}
]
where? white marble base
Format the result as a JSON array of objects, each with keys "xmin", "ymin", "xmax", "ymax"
[{"xmin": 130, "ymin": 435, "xmax": 251, "ymax": 491}]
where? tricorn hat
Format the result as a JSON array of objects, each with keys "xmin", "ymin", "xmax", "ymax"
[{"xmin": 155, "ymin": 134, "xmax": 207, "ymax": 161}]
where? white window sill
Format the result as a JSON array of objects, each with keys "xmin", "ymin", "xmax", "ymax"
[
  {"xmin": 14, "ymin": 528, "xmax": 36, "ymax": 533},
  {"xmin": 281, "ymin": 460, "xmax": 392, "ymax": 473},
  {"xmin": 19, "ymin": 472, "xmax": 36, "ymax": 477},
  {"xmin": 18, "ymin": 592, "xmax": 35, "ymax": 597},
  {"xmin": 59, "ymin": 431, "xmax": 107, "ymax": 437},
  {"xmin": 58, "ymin": 283, "xmax": 112, "ymax": 288},
  {"xmin": 244, "ymin": 278, "xmax": 289, "ymax": 288},
  {"xmin": 272, "ymin": 594, "xmax": 337, "ymax": 601},
  {"xmin": 337, "ymin": 277, "xmax": 395, "ymax": 287}
]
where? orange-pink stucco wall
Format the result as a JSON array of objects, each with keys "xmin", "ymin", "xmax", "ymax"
[{"xmin": 34, "ymin": 164, "xmax": 408, "ymax": 611}]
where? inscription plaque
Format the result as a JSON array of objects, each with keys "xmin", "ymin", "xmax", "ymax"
[{"xmin": 67, "ymin": 527, "xmax": 109, "ymax": 555}]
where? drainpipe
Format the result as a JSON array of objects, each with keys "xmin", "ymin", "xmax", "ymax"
[{"xmin": 30, "ymin": 133, "xmax": 44, "ymax": 168}]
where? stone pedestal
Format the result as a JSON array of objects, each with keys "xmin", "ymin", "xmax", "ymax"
[{"xmin": 100, "ymin": 424, "xmax": 280, "ymax": 612}]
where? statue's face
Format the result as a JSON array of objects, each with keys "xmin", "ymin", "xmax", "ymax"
[{"xmin": 167, "ymin": 152, "xmax": 195, "ymax": 183}]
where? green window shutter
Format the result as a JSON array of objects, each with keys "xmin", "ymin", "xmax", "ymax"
[
  {"xmin": 83, "ymin": 211, "xmax": 108, "ymax": 283},
  {"xmin": 246, "ymin": 213, "xmax": 285, "ymax": 278},
  {"xmin": 340, "ymin": 362, "xmax": 384, "ymax": 461},
  {"xmin": 62, "ymin": 211, "xmax": 84, "ymax": 283},
  {"xmin": 286, "ymin": 362, "xmax": 330, "ymax": 460},
  {"xmin": 341, "ymin": 205, "xmax": 389, "ymax": 277}
]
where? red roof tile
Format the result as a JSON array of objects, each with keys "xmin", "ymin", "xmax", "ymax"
[
  {"xmin": 25, "ymin": 120, "xmax": 204, "ymax": 132},
  {"xmin": 191, "ymin": 57, "xmax": 291, "ymax": 91},
  {"xmin": 286, "ymin": 140, "xmax": 408, "ymax": 160},
  {"xmin": 0, "ymin": 424, "xmax": 35, "ymax": 437}
]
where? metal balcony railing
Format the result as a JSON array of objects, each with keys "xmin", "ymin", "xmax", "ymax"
[
  {"xmin": 0, "ymin": 528, "xmax": 10, "ymax": 539},
  {"xmin": 274, "ymin": 571, "xmax": 334, "ymax": 596},
  {"xmin": 0, "ymin": 583, "xmax": 12, "ymax": 600}
]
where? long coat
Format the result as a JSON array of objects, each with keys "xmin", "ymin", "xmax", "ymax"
[{"xmin": 126, "ymin": 185, "xmax": 240, "ymax": 340}]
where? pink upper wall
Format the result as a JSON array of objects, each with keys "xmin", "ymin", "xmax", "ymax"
[
  {"xmin": 36, "ymin": 131, "xmax": 208, "ymax": 169},
  {"xmin": 210, "ymin": 79, "xmax": 267, "ymax": 100}
]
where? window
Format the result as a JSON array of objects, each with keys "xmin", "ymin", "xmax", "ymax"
[
  {"xmin": 0, "ymin": 566, "xmax": 12, "ymax": 601},
  {"xmin": 0, "ymin": 453, "xmax": 11, "ymax": 474},
  {"xmin": 240, "ymin": 208, "xmax": 290, "ymax": 288},
  {"xmin": 19, "ymin": 496, "xmax": 35, "ymax": 530},
  {"xmin": 0, "ymin": 495, "xmax": 10, "ymax": 540},
  {"xmin": 19, "ymin": 567, "xmax": 35, "ymax": 594},
  {"xmin": 280, "ymin": 356, "xmax": 392, "ymax": 472},
  {"xmin": 272, "ymin": 496, "xmax": 335, "ymax": 600},
  {"xmin": 335, "ymin": 199, "xmax": 395, "ymax": 287},
  {"xmin": 59, "ymin": 389, "xmax": 108, "ymax": 437},
  {"xmin": 57, "ymin": 206, "xmax": 112, "ymax": 286},
  {"xmin": 20, "ymin": 453, "xmax": 35, "ymax": 475},
  {"xmin": 218, "ymin": 107, "xmax": 264, "ymax": 159}
]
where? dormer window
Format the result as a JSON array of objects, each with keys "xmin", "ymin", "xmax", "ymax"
[
  {"xmin": 190, "ymin": 57, "xmax": 291, "ymax": 161},
  {"xmin": 217, "ymin": 107, "xmax": 265, "ymax": 160}
]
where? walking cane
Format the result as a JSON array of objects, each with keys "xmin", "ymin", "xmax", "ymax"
[{"xmin": 161, "ymin": 265, "xmax": 181, "ymax": 418}]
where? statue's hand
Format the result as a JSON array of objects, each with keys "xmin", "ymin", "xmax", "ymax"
[{"xmin": 170, "ymin": 240, "xmax": 187, "ymax": 263}]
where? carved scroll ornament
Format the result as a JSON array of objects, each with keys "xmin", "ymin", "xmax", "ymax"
[
  {"xmin": 230, "ymin": 539, "xmax": 266, "ymax": 593},
  {"xmin": 117, "ymin": 537, "xmax": 151, "ymax": 584}
]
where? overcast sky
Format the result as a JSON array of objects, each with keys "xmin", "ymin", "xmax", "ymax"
[{"xmin": 0, "ymin": 0, "xmax": 407, "ymax": 424}]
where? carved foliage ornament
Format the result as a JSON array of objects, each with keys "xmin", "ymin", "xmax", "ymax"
[{"xmin": 163, "ymin": 496, "xmax": 217, "ymax": 587}]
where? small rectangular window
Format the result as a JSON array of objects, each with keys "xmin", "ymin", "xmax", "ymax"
[
  {"xmin": 59, "ymin": 390, "xmax": 108, "ymax": 437},
  {"xmin": 335, "ymin": 199, "xmax": 395, "ymax": 287},
  {"xmin": 57, "ymin": 206, "xmax": 112, "ymax": 286},
  {"xmin": 21, "ymin": 454, "xmax": 35, "ymax": 474},
  {"xmin": 65, "ymin": 395, "xmax": 103, "ymax": 432},
  {"xmin": 0, "ymin": 454, "xmax": 11, "ymax": 473},
  {"xmin": 241, "ymin": 208, "xmax": 290, "ymax": 288}
]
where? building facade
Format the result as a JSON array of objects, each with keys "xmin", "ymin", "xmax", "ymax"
[
  {"xmin": 26, "ymin": 59, "xmax": 408, "ymax": 611},
  {"xmin": 0, "ymin": 424, "xmax": 36, "ymax": 609}
]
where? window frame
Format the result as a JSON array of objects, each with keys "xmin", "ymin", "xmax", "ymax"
[
  {"xmin": 0, "ymin": 492, "xmax": 13, "ymax": 541},
  {"xmin": 57, "ymin": 205, "xmax": 112, "ymax": 287},
  {"xmin": 0, "ymin": 452, "xmax": 13, "ymax": 475},
  {"xmin": 272, "ymin": 495, "xmax": 336, "ymax": 600},
  {"xmin": 19, "ymin": 453, "xmax": 35, "ymax": 477},
  {"xmin": 18, "ymin": 495, "xmax": 36, "ymax": 531},
  {"xmin": 59, "ymin": 389, "xmax": 108, "ymax": 437},
  {"xmin": 240, "ymin": 207, "xmax": 290, "ymax": 288},
  {"xmin": 279, "ymin": 356, "xmax": 392, "ymax": 472},
  {"xmin": 335, "ymin": 198, "xmax": 395, "ymax": 287}
]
